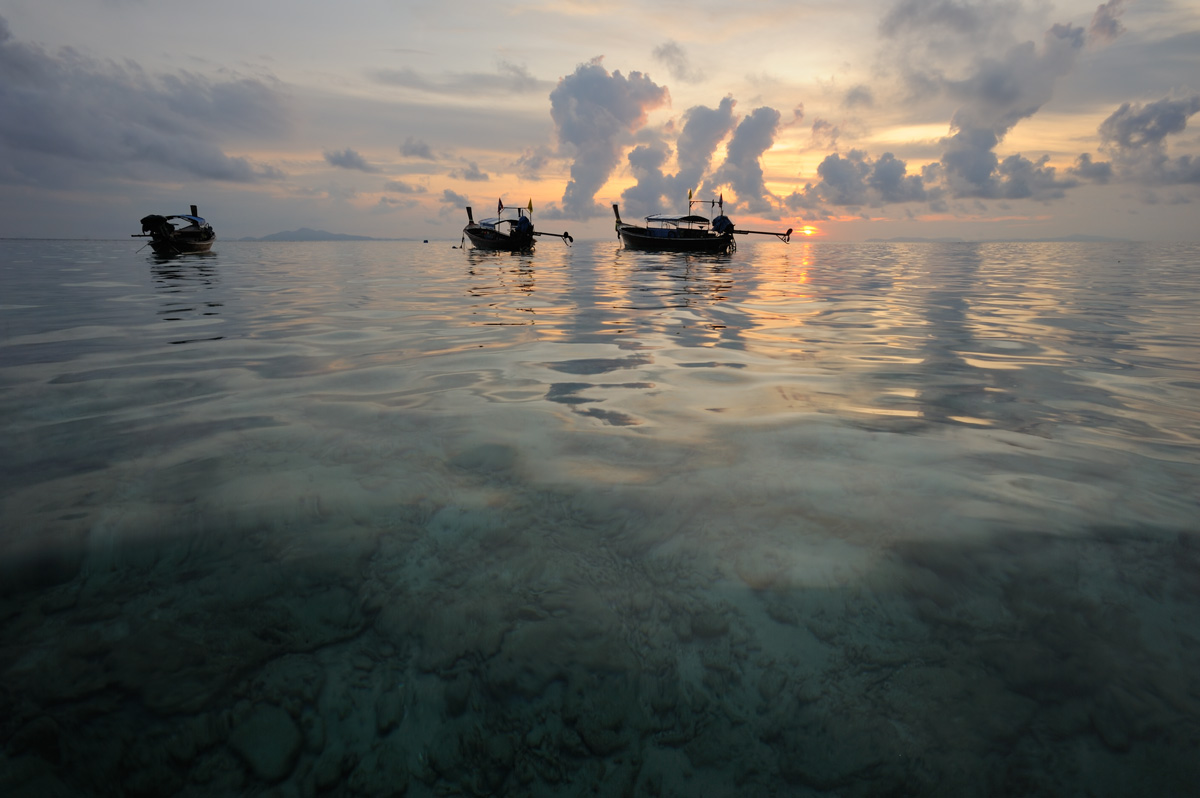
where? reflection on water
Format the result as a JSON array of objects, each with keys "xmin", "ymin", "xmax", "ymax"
[
  {"xmin": 152, "ymin": 257, "xmax": 225, "ymax": 344},
  {"xmin": 1, "ymin": 239, "xmax": 1199, "ymax": 796}
]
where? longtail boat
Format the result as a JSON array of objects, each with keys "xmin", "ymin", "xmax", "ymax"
[
  {"xmin": 462, "ymin": 199, "xmax": 572, "ymax": 251},
  {"xmin": 613, "ymin": 196, "xmax": 791, "ymax": 253}
]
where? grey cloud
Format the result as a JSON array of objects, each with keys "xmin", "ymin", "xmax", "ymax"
[
  {"xmin": 1088, "ymin": 0, "xmax": 1128, "ymax": 45},
  {"xmin": 401, "ymin": 137, "xmax": 436, "ymax": 159},
  {"xmin": 787, "ymin": 150, "xmax": 928, "ymax": 209},
  {"xmin": 673, "ymin": 97, "xmax": 738, "ymax": 196},
  {"xmin": 618, "ymin": 96, "xmax": 737, "ymax": 217},
  {"xmin": 372, "ymin": 61, "xmax": 550, "ymax": 96},
  {"xmin": 653, "ymin": 40, "xmax": 705, "ymax": 84},
  {"xmin": 843, "ymin": 85, "xmax": 874, "ymax": 109},
  {"xmin": 811, "ymin": 119, "xmax": 839, "ymax": 149},
  {"xmin": 619, "ymin": 134, "xmax": 673, "ymax": 217},
  {"xmin": 880, "ymin": 0, "xmax": 1023, "ymax": 40},
  {"xmin": 705, "ymin": 106, "xmax": 782, "ymax": 214},
  {"xmin": 324, "ymin": 148, "xmax": 380, "ymax": 173},
  {"xmin": 514, "ymin": 144, "xmax": 554, "ymax": 179},
  {"xmin": 993, "ymin": 153, "xmax": 1077, "ymax": 200},
  {"xmin": 1098, "ymin": 95, "xmax": 1200, "ymax": 185},
  {"xmin": 1068, "ymin": 153, "xmax": 1113, "ymax": 183},
  {"xmin": 451, "ymin": 159, "xmax": 489, "ymax": 182},
  {"xmin": 1099, "ymin": 96, "xmax": 1200, "ymax": 150},
  {"xmin": 939, "ymin": 22, "xmax": 1086, "ymax": 198},
  {"xmin": 440, "ymin": 188, "xmax": 470, "ymax": 209},
  {"xmin": 383, "ymin": 179, "xmax": 427, "ymax": 194},
  {"xmin": 0, "ymin": 15, "xmax": 289, "ymax": 186},
  {"xmin": 549, "ymin": 58, "xmax": 669, "ymax": 219}
]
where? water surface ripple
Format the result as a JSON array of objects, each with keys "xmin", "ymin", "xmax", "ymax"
[{"xmin": 2, "ymin": 239, "xmax": 1198, "ymax": 796}]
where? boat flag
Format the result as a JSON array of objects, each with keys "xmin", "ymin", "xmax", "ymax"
[
  {"xmin": 498, "ymin": 198, "xmax": 504, "ymax": 215},
  {"xmin": 719, "ymin": 193, "xmax": 724, "ymax": 209},
  {"xmin": 688, "ymin": 189, "xmax": 693, "ymax": 201},
  {"xmin": 528, "ymin": 198, "xmax": 533, "ymax": 213}
]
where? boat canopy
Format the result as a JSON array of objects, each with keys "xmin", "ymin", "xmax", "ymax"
[
  {"xmin": 168, "ymin": 215, "xmax": 208, "ymax": 226},
  {"xmin": 645, "ymin": 214, "xmax": 711, "ymax": 225}
]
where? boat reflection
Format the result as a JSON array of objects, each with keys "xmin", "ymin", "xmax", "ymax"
[{"xmin": 150, "ymin": 258, "xmax": 225, "ymax": 345}]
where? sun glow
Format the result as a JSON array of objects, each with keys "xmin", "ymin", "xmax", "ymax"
[{"xmin": 799, "ymin": 226, "xmax": 819, "ymax": 237}]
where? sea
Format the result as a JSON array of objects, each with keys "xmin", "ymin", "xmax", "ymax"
[{"xmin": 1, "ymin": 237, "xmax": 1198, "ymax": 796}]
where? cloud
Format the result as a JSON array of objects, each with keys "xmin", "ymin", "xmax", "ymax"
[
  {"xmin": 1095, "ymin": 95, "xmax": 1200, "ymax": 185},
  {"xmin": 514, "ymin": 144, "xmax": 554, "ymax": 179},
  {"xmin": 787, "ymin": 150, "xmax": 929, "ymax": 209},
  {"xmin": 548, "ymin": 57, "xmax": 669, "ymax": 219},
  {"xmin": 673, "ymin": 97, "xmax": 738, "ymax": 196},
  {"xmin": 1088, "ymin": 0, "xmax": 1129, "ymax": 45},
  {"xmin": 0, "ymin": 15, "xmax": 288, "ymax": 187},
  {"xmin": 618, "ymin": 96, "xmax": 738, "ymax": 217},
  {"xmin": 382, "ymin": 179, "xmax": 427, "ymax": 194},
  {"xmin": 618, "ymin": 132, "xmax": 673, "ymax": 217},
  {"xmin": 811, "ymin": 119, "xmax": 839, "ymax": 149},
  {"xmin": 880, "ymin": 0, "xmax": 1022, "ymax": 39},
  {"xmin": 451, "ymin": 159, "xmax": 489, "ymax": 182},
  {"xmin": 324, "ymin": 147, "xmax": 380, "ymax": 172},
  {"xmin": 938, "ymin": 22, "xmax": 1087, "ymax": 198},
  {"xmin": 372, "ymin": 60, "xmax": 549, "ymax": 97},
  {"xmin": 705, "ymin": 106, "xmax": 782, "ymax": 213},
  {"xmin": 1068, "ymin": 153, "xmax": 1113, "ymax": 183},
  {"xmin": 843, "ymin": 85, "xmax": 874, "ymax": 109},
  {"xmin": 439, "ymin": 188, "xmax": 470, "ymax": 210},
  {"xmin": 400, "ymin": 137, "xmax": 436, "ymax": 159},
  {"xmin": 652, "ymin": 40, "xmax": 705, "ymax": 84}
]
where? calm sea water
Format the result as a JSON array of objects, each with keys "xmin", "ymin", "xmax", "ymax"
[{"xmin": 2, "ymin": 238, "xmax": 1198, "ymax": 796}]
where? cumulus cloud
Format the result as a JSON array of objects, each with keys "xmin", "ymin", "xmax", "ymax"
[
  {"xmin": 1088, "ymin": 0, "xmax": 1129, "ymax": 45},
  {"xmin": 788, "ymin": 150, "xmax": 930, "ymax": 210},
  {"xmin": 383, "ymin": 179, "xmax": 427, "ymax": 194},
  {"xmin": 617, "ymin": 97, "xmax": 738, "ymax": 217},
  {"xmin": 548, "ymin": 57, "xmax": 669, "ymax": 219},
  {"xmin": 451, "ymin": 159, "xmax": 489, "ymax": 182},
  {"xmin": 400, "ymin": 137, "xmax": 436, "ymax": 159},
  {"xmin": 1068, "ymin": 153, "xmax": 1112, "ymax": 183},
  {"xmin": 1093, "ymin": 95, "xmax": 1200, "ymax": 185},
  {"xmin": 705, "ymin": 106, "xmax": 782, "ymax": 213},
  {"xmin": 936, "ymin": 22, "xmax": 1086, "ymax": 199},
  {"xmin": 514, "ymin": 144, "xmax": 554, "ymax": 179},
  {"xmin": 673, "ymin": 97, "xmax": 738, "ymax": 195},
  {"xmin": 440, "ymin": 188, "xmax": 470, "ymax": 209},
  {"xmin": 324, "ymin": 147, "xmax": 380, "ymax": 172},
  {"xmin": 652, "ymin": 40, "xmax": 705, "ymax": 84},
  {"xmin": 789, "ymin": 7, "xmax": 1110, "ymax": 218},
  {"xmin": 0, "ymin": 16, "xmax": 288, "ymax": 186}
]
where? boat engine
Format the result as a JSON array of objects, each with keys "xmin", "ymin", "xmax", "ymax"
[
  {"xmin": 140, "ymin": 214, "xmax": 174, "ymax": 236},
  {"xmin": 712, "ymin": 215, "xmax": 735, "ymax": 234}
]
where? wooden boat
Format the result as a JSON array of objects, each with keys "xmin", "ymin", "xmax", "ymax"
[
  {"xmin": 461, "ymin": 200, "xmax": 572, "ymax": 251},
  {"xmin": 133, "ymin": 205, "xmax": 216, "ymax": 255},
  {"xmin": 613, "ymin": 197, "xmax": 791, "ymax": 253}
]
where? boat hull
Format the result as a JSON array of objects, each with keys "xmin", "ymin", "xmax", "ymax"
[
  {"xmin": 464, "ymin": 226, "xmax": 534, "ymax": 251},
  {"xmin": 149, "ymin": 236, "xmax": 215, "ymax": 256},
  {"xmin": 616, "ymin": 225, "xmax": 733, "ymax": 254}
]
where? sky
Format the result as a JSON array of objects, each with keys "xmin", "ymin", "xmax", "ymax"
[{"xmin": 1, "ymin": 0, "xmax": 1198, "ymax": 242}]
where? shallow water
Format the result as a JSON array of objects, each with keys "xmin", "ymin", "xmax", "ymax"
[{"xmin": 2, "ymin": 238, "xmax": 1199, "ymax": 796}]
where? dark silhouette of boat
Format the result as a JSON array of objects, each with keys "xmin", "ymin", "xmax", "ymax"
[
  {"xmin": 461, "ymin": 200, "xmax": 571, "ymax": 251},
  {"xmin": 613, "ymin": 196, "xmax": 791, "ymax": 253},
  {"xmin": 133, "ymin": 205, "xmax": 216, "ymax": 255}
]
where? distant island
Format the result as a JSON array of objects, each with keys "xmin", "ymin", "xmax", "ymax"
[
  {"xmin": 239, "ymin": 228, "xmax": 411, "ymax": 242},
  {"xmin": 866, "ymin": 234, "xmax": 1124, "ymax": 243}
]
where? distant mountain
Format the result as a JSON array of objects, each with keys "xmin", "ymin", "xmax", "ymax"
[
  {"xmin": 867, "ymin": 236, "xmax": 966, "ymax": 243},
  {"xmin": 867, "ymin": 234, "xmax": 1125, "ymax": 243},
  {"xmin": 239, "ymin": 228, "xmax": 399, "ymax": 242}
]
